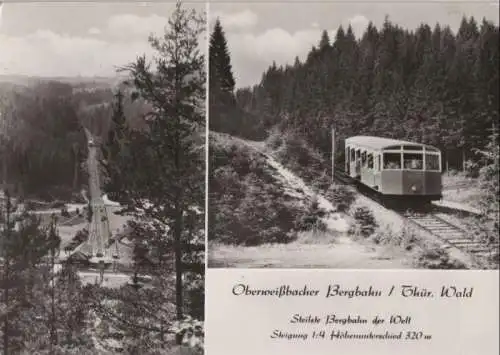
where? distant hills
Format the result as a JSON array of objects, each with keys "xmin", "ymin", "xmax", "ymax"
[{"xmin": 0, "ymin": 74, "xmax": 127, "ymax": 89}]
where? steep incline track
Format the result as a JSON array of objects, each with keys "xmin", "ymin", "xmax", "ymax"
[
  {"xmin": 236, "ymin": 138, "xmax": 497, "ymax": 265},
  {"xmin": 403, "ymin": 213, "xmax": 498, "ymax": 257},
  {"xmin": 333, "ymin": 168, "xmax": 499, "ymax": 260}
]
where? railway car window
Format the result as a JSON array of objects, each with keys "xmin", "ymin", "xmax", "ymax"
[
  {"xmin": 403, "ymin": 153, "xmax": 423, "ymax": 170},
  {"xmin": 361, "ymin": 151, "xmax": 367, "ymax": 166},
  {"xmin": 367, "ymin": 154, "xmax": 374, "ymax": 169},
  {"xmin": 377, "ymin": 156, "xmax": 381, "ymax": 171},
  {"xmin": 425, "ymin": 147, "xmax": 439, "ymax": 152},
  {"xmin": 425, "ymin": 154, "xmax": 440, "ymax": 171},
  {"xmin": 403, "ymin": 145, "xmax": 423, "ymax": 151},
  {"xmin": 351, "ymin": 148, "xmax": 355, "ymax": 161},
  {"xmin": 386, "ymin": 145, "xmax": 400, "ymax": 150},
  {"xmin": 383, "ymin": 153, "xmax": 401, "ymax": 169}
]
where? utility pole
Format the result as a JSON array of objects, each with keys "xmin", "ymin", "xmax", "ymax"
[
  {"xmin": 99, "ymin": 260, "xmax": 104, "ymax": 285},
  {"xmin": 331, "ymin": 127, "xmax": 336, "ymax": 183}
]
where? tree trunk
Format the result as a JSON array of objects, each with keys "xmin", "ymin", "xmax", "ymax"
[
  {"xmin": 445, "ymin": 150, "xmax": 449, "ymax": 176},
  {"xmin": 173, "ymin": 115, "xmax": 184, "ymax": 340},
  {"xmin": 2, "ymin": 151, "xmax": 6, "ymax": 189},
  {"xmin": 174, "ymin": 199, "xmax": 183, "ymax": 313},
  {"xmin": 50, "ymin": 248, "xmax": 57, "ymax": 350},
  {"xmin": 2, "ymin": 192, "xmax": 11, "ymax": 355},
  {"xmin": 173, "ymin": 49, "xmax": 184, "ymax": 344},
  {"xmin": 462, "ymin": 148, "xmax": 466, "ymax": 173},
  {"xmin": 3, "ymin": 258, "xmax": 9, "ymax": 355}
]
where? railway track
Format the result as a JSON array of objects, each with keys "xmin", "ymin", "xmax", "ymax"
[
  {"xmin": 403, "ymin": 212, "xmax": 498, "ymax": 256},
  {"xmin": 333, "ymin": 168, "xmax": 354, "ymax": 185},
  {"xmin": 333, "ymin": 168, "xmax": 499, "ymax": 259},
  {"xmin": 442, "ymin": 181, "xmax": 476, "ymax": 190},
  {"xmin": 240, "ymin": 141, "xmax": 497, "ymax": 262}
]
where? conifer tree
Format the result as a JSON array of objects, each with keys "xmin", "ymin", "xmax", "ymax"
[
  {"xmin": 209, "ymin": 18, "xmax": 237, "ymax": 135},
  {"xmin": 0, "ymin": 192, "xmax": 67, "ymax": 353},
  {"xmin": 102, "ymin": 2, "xmax": 206, "ymax": 348},
  {"xmin": 474, "ymin": 128, "xmax": 499, "ymax": 245},
  {"xmin": 228, "ymin": 16, "xmax": 498, "ymax": 173},
  {"xmin": 209, "ymin": 18, "xmax": 236, "ymax": 95},
  {"xmin": 319, "ymin": 30, "xmax": 331, "ymax": 50}
]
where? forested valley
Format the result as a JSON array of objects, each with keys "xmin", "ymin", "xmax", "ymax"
[{"xmin": 0, "ymin": 3, "xmax": 205, "ymax": 354}]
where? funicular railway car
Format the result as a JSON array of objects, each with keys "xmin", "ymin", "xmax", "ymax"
[{"xmin": 345, "ymin": 136, "xmax": 442, "ymax": 203}]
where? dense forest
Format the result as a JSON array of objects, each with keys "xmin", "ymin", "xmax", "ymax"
[
  {"xmin": 209, "ymin": 15, "xmax": 499, "ymax": 267},
  {"xmin": 1, "ymin": 81, "xmax": 89, "ymax": 201},
  {"xmin": 212, "ymin": 16, "xmax": 499, "ymax": 171},
  {"xmin": 1, "ymin": 3, "xmax": 205, "ymax": 354},
  {"xmin": 0, "ymin": 78, "xmax": 149, "ymax": 202}
]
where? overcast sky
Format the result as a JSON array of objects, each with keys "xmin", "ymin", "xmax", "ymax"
[
  {"xmin": 0, "ymin": 1, "xmax": 205, "ymax": 78},
  {"xmin": 209, "ymin": 1, "xmax": 499, "ymax": 89},
  {"xmin": 1, "ymin": 1, "xmax": 498, "ymax": 84}
]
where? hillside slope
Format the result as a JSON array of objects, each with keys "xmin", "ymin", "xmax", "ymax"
[{"xmin": 208, "ymin": 132, "xmax": 412, "ymax": 268}]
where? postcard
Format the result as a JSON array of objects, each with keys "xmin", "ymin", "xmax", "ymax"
[
  {"xmin": 207, "ymin": 1, "xmax": 499, "ymax": 354},
  {"xmin": 0, "ymin": 0, "xmax": 498, "ymax": 354}
]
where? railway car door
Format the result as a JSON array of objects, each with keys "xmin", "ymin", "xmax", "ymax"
[
  {"xmin": 355, "ymin": 149, "xmax": 361, "ymax": 178},
  {"xmin": 366, "ymin": 152, "xmax": 376, "ymax": 187},
  {"xmin": 373, "ymin": 153, "xmax": 382, "ymax": 190},
  {"xmin": 345, "ymin": 146, "xmax": 349, "ymax": 174},
  {"xmin": 349, "ymin": 147, "xmax": 356, "ymax": 178}
]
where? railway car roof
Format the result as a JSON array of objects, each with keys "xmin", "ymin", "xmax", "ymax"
[{"xmin": 346, "ymin": 136, "xmax": 437, "ymax": 150}]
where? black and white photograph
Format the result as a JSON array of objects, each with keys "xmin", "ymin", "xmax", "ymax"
[
  {"xmin": 207, "ymin": 1, "xmax": 499, "ymax": 270},
  {"xmin": 1, "ymin": 1, "xmax": 205, "ymax": 354}
]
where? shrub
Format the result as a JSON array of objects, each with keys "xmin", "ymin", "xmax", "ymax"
[
  {"xmin": 464, "ymin": 159, "xmax": 480, "ymax": 178},
  {"xmin": 415, "ymin": 248, "xmax": 468, "ymax": 269},
  {"xmin": 273, "ymin": 130, "xmax": 327, "ymax": 184},
  {"xmin": 474, "ymin": 132, "xmax": 500, "ymax": 248},
  {"xmin": 233, "ymin": 179, "xmax": 302, "ymax": 246},
  {"xmin": 311, "ymin": 171, "xmax": 332, "ymax": 193},
  {"xmin": 400, "ymin": 226, "xmax": 420, "ymax": 251},
  {"xmin": 267, "ymin": 129, "xmax": 284, "ymax": 150},
  {"xmin": 257, "ymin": 226, "xmax": 297, "ymax": 245},
  {"xmin": 295, "ymin": 198, "xmax": 327, "ymax": 232},
  {"xmin": 211, "ymin": 170, "xmax": 301, "ymax": 246},
  {"xmin": 172, "ymin": 318, "xmax": 204, "ymax": 355},
  {"xmin": 326, "ymin": 184, "xmax": 357, "ymax": 213},
  {"xmin": 371, "ymin": 226, "xmax": 395, "ymax": 245},
  {"xmin": 371, "ymin": 223, "xmax": 420, "ymax": 250},
  {"xmin": 350, "ymin": 206, "xmax": 377, "ymax": 237},
  {"xmin": 61, "ymin": 205, "xmax": 70, "ymax": 217},
  {"xmin": 230, "ymin": 146, "xmax": 255, "ymax": 176},
  {"xmin": 210, "ymin": 133, "xmax": 304, "ymax": 246},
  {"xmin": 486, "ymin": 250, "xmax": 499, "ymax": 269},
  {"xmin": 73, "ymin": 228, "xmax": 89, "ymax": 244}
]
